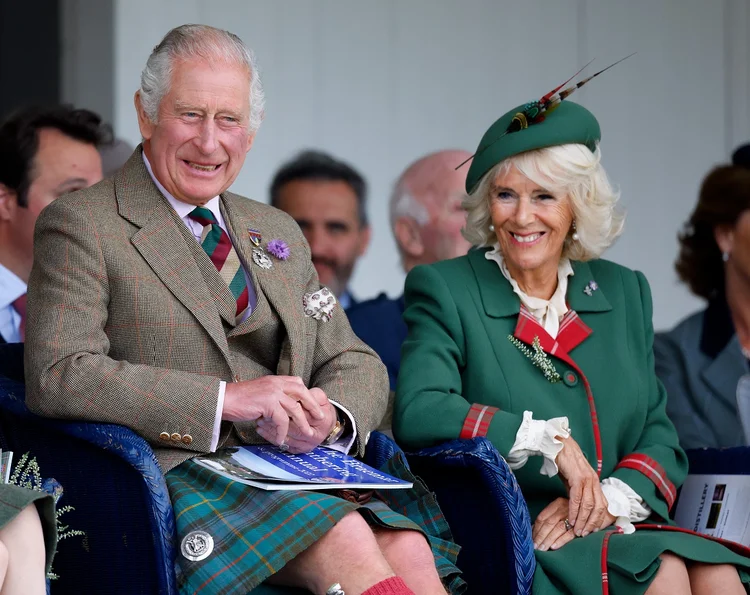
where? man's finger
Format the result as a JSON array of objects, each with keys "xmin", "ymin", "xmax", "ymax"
[
  {"xmin": 280, "ymin": 395, "xmax": 314, "ymax": 436},
  {"xmin": 280, "ymin": 380, "xmax": 325, "ymax": 420}
]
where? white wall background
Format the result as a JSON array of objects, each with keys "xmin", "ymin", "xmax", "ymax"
[{"xmin": 64, "ymin": 0, "xmax": 750, "ymax": 330}]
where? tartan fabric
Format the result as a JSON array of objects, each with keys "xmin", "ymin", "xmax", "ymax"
[
  {"xmin": 615, "ymin": 454, "xmax": 677, "ymax": 509},
  {"xmin": 459, "ymin": 403, "xmax": 499, "ymax": 439},
  {"xmin": 188, "ymin": 206, "xmax": 249, "ymax": 320},
  {"xmin": 11, "ymin": 294, "xmax": 26, "ymax": 340},
  {"xmin": 166, "ymin": 454, "xmax": 464, "ymax": 594}
]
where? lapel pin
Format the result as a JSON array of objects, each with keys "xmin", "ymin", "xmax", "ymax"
[
  {"xmin": 252, "ymin": 248, "xmax": 273, "ymax": 269},
  {"xmin": 266, "ymin": 239, "xmax": 290, "ymax": 260},
  {"xmin": 248, "ymin": 228, "xmax": 262, "ymax": 247},
  {"xmin": 583, "ymin": 280, "xmax": 599, "ymax": 296}
]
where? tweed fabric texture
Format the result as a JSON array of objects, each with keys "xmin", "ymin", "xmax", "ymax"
[
  {"xmin": 24, "ymin": 147, "xmax": 389, "ymax": 474},
  {"xmin": 167, "ymin": 453, "xmax": 464, "ymax": 594}
]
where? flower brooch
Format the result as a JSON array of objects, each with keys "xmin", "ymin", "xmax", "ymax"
[
  {"xmin": 508, "ymin": 335, "xmax": 561, "ymax": 383},
  {"xmin": 248, "ymin": 228, "xmax": 289, "ymax": 270}
]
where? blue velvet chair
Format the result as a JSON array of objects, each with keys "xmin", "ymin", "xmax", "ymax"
[{"xmin": 0, "ymin": 375, "xmax": 177, "ymax": 595}]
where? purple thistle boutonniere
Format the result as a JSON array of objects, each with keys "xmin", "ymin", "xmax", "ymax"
[{"xmin": 267, "ymin": 239, "xmax": 290, "ymax": 260}]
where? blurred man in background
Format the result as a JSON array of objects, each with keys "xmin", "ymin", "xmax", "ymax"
[
  {"xmin": 270, "ymin": 150, "xmax": 370, "ymax": 308},
  {"xmin": 348, "ymin": 149, "xmax": 472, "ymax": 390},
  {"xmin": 0, "ymin": 105, "xmax": 109, "ymax": 346}
]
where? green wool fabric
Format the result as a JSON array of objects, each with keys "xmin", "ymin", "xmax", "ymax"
[
  {"xmin": 465, "ymin": 101, "xmax": 601, "ymax": 193},
  {"xmin": 394, "ymin": 249, "xmax": 750, "ymax": 594}
]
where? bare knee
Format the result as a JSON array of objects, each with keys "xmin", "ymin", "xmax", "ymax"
[
  {"xmin": 376, "ymin": 529, "xmax": 434, "ymax": 570},
  {"xmin": 323, "ymin": 512, "xmax": 382, "ymax": 559},
  {"xmin": 647, "ymin": 554, "xmax": 690, "ymax": 595},
  {"xmin": 689, "ymin": 563, "xmax": 744, "ymax": 595}
]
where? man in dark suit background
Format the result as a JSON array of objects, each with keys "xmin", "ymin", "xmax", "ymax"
[
  {"xmin": 348, "ymin": 149, "xmax": 472, "ymax": 390},
  {"xmin": 0, "ymin": 106, "xmax": 108, "ymax": 379}
]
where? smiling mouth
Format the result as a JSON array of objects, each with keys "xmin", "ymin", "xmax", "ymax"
[
  {"xmin": 511, "ymin": 232, "xmax": 545, "ymax": 243},
  {"xmin": 184, "ymin": 160, "xmax": 221, "ymax": 172}
]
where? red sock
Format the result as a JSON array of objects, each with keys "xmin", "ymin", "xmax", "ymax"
[{"xmin": 361, "ymin": 577, "xmax": 416, "ymax": 595}]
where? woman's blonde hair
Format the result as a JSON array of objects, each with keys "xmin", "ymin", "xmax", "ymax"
[{"xmin": 462, "ymin": 143, "xmax": 624, "ymax": 261}]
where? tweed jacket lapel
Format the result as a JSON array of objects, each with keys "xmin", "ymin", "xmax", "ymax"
[
  {"xmin": 220, "ymin": 194, "xmax": 305, "ymax": 377},
  {"xmin": 115, "ymin": 150, "xmax": 231, "ymax": 359}
]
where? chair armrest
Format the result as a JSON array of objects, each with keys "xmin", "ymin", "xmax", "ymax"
[
  {"xmin": 0, "ymin": 377, "xmax": 176, "ymax": 595},
  {"xmin": 406, "ymin": 437, "xmax": 535, "ymax": 595}
]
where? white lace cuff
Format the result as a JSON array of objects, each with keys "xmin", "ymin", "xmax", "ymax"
[
  {"xmin": 601, "ymin": 477, "xmax": 651, "ymax": 534},
  {"xmin": 507, "ymin": 411, "xmax": 570, "ymax": 477}
]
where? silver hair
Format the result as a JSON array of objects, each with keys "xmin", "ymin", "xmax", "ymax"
[
  {"xmin": 462, "ymin": 143, "xmax": 625, "ymax": 261},
  {"xmin": 139, "ymin": 24, "xmax": 265, "ymax": 133},
  {"xmin": 390, "ymin": 181, "xmax": 430, "ymax": 229}
]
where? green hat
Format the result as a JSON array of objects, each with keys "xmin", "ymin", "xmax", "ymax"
[{"xmin": 465, "ymin": 101, "xmax": 600, "ymax": 193}]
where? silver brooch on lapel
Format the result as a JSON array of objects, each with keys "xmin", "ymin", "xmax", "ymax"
[
  {"xmin": 252, "ymin": 248, "xmax": 273, "ymax": 270},
  {"xmin": 583, "ymin": 280, "xmax": 599, "ymax": 296},
  {"xmin": 181, "ymin": 530, "xmax": 214, "ymax": 562},
  {"xmin": 303, "ymin": 287, "xmax": 337, "ymax": 321}
]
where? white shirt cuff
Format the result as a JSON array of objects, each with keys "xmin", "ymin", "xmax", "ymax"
[
  {"xmin": 601, "ymin": 477, "xmax": 651, "ymax": 534},
  {"xmin": 325, "ymin": 399, "xmax": 356, "ymax": 454},
  {"xmin": 210, "ymin": 381, "xmax": 226, "ymax": 452},
  {"xmin": 507, "ymin": 411, "xmax": 570, "ymax": 476}
]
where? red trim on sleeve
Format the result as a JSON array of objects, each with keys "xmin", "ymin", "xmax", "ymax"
[
  {"xmin": 615, "ymin": 454, "xmax": 677, "ymax": 510},
  {"xmin": 460, "ymin": 403, "xmax": 499, "ymax": 439}
]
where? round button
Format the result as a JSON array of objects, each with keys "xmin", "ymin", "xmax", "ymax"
[
  {"xmin": 181, "ymin": 434, "xmax": 193, "ymax": 445},
  {"xmin": 171, "ymin": 432, "xmax": 182, "ymax": 442},
  {"xmin": 159, "ymin": 432, "xmax": 170, "ymax": 441},
  {"xmin": 563, "ymin": 371, "xmax": 578, "ymax": 387}
]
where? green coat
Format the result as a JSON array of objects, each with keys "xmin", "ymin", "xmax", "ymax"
[{"xmin": 394, "ymin": 248, "xmax": 750, "ymax": 594}]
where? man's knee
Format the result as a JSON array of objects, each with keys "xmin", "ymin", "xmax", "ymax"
[
  {"xmin": 377, "ymin": 529, "xmax": 434, "ymax": 569},
  {"xmin": 322, "ymin": 512, "xmax": 382, "ymax": 558}
]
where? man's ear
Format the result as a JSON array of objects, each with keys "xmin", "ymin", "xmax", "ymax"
[
  {"xmin": 393, "ymin": 217, "xmax": 424, "ymax": 258},
  {"xmin": 714, "ymin": 224, "xmax": 734, "ymax": 256},
  {"xmin": 0, "ymin": 184, "xmax": 18, "ymax": 222},
  {"xmin": 356, "ymin": 224, "xmax": 372, "ymax": 257},
  {"xmin": 246, "ymin": 132, "xmax": 255, "ymax": 153},
  {"xmin": 134, "ymin": 91, "xmax": 155, "ymax": 140}
]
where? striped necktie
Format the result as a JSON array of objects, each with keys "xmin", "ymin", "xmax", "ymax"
[
  {"xmin": 188, "ymin": 207, "xmax": 249, "ymax": 320},
  {"xmin": 12, "ymin": 294, "xmax": 26, "ymax": 341}
]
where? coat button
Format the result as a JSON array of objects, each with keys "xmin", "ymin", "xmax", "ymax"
[
  {"xmin": 159, "ymin": 432, "xmax": 170, "ymax": 441},
  {"xmin": 171, "ymin": 432, "xmax": 182, "ymax": 442},
  {"xmin": 181, "ymin": 434, "xmax": 193, "ymax": 445},
  {"xmin": 563, "ymin": 371, "xmax": 579, "ymax": 387}
]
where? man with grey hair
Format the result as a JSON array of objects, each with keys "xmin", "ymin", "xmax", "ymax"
[
  {"xmin": 25, "ymin": 24, "xmax": 460, "ymax": 595},
  {"xmin": 348, "ymin": 150, "xmax": 472, "ymax": 390}
]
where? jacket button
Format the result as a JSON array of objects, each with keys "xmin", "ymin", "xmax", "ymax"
[
  {"xmin": 181, "ymin": 434, "xmax": 193, "ymax": 445},
  {"xmin": 563, "ymin": 371, "xmax": 579, "ymax": 387},
  {"xmin": 159, "ymin": 432, "xmax": 170, "ymax": 441},
  {"xmin": 171, "ymin": 432, "xmax": 182, "ymax": 442}
]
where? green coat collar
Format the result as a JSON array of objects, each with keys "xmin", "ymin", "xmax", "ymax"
[{"xmin": 467, "ymin": 248, "xmax": 613, "ymax": 319}]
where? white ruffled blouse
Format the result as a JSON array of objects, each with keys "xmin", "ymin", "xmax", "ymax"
[{"xmin": 485, "ymin": 245, "xmax": 651, "ymax": 531}]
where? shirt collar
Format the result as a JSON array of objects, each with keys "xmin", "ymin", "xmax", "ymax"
[
  {"xmin": 0, "ymin": 263, "xmax": 26, "ymax": 309},
  {"xmin": 142, "ymin": 152, "xmax": 223, "ymax": 223}
]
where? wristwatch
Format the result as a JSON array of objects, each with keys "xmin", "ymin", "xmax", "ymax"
[{"xmin": 323, "ymin": 409, "xmax": 347, "ymax": 445}]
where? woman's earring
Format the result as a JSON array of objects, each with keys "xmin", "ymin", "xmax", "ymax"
[
  {"xmin": 489, "ymin": 224, "xmax": 495, "ymax": 232},
  {"xmin": 723, "ymin": 251, "xmax": 730, "ymax": 262},
  {"xmin": 571, "ymin": 221, "xmax": 579, "ymax": 241}
]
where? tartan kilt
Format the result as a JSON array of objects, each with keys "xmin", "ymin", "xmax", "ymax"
[{"xmin": 166, "ymin": 451, "xmax": 465, "ymax": 594}]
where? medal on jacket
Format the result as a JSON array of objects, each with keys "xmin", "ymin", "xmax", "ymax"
[
  {"xmin": 248, "ymin": 228, "xmax": 262, "ymax": 247},
  {"xmin": 252, "ymin": 248, "xmax": 273, "ymax": 269}
]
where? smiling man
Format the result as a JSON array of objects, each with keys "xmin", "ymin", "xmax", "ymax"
[
  {"xmin": 24, "ymin": 24, "xmax": 461, "ymax": 595},
  {"xmin": 270, "ymin": 150, "xmax": 370, "ymax": 308},
  {"xmin": 0, "ymin": 105, "xmax": 108, "ymax": 346}
]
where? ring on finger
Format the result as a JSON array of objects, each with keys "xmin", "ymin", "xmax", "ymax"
[
  {"xmin": 563, "ymin": 518, "xmax": 572, "ymax": 532},
  {"xmin": 278, "ymin": 442, "xmax": 290, "ymax": 453}
]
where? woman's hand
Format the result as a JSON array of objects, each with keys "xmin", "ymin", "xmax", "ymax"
[
  {"xmin": 555, "ymin": 435, "xmax": 609, "ymax": 537},
  {"xmin": 533, "ymin": 497, "xmax": 617, "ymax": 551}
]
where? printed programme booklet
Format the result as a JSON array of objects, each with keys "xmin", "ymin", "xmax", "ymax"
[{"xmin": 193, "ymin": 445, "xmax": 413, "ymax": 491}]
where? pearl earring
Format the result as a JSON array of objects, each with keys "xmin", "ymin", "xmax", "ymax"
[
  {"xmin": 571, "ymin": 221, "xmax": 579, "ymax": 241},
  {"xmin": 489, "ymin": 224, "xmax": 495, "ymax": 232},
  {"xmin": 723, "ymin": 252, "xmax": 730, "ymax": 262}
]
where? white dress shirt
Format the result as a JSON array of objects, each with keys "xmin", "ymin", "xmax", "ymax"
[{"xmin": 0, "ymin": 263, "xmax": 26, "ymax": 343}]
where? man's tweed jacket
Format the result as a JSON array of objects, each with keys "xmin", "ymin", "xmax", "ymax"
[{"xmin": 24, "ymin": 149, "xmax": 388, "ymax": 472}]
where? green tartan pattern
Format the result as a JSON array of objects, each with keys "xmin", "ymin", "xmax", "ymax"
[{"xmin": 167, "ymin": 456, "xmax": 464, "ymax": 594}]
